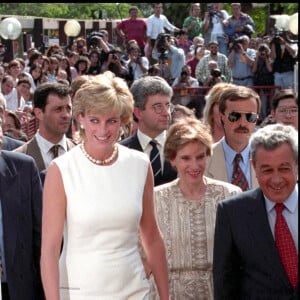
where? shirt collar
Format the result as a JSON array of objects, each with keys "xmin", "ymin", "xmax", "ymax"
[
  {"xmin": 137, "ymin": 129, "xmax": 166, "ymax": 151},
  {"xmin": 265, "ymin": 184, "xmax": 298, "ymax": 214},
  {"xmin": 221, "ymin": 137, "xmax": 250, "ymax": 164},
  {"xmin": 36, "ymin": 131, "xmax": 68, "ymax": 152}
]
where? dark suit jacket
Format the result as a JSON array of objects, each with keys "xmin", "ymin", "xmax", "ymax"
[
  {"xmin": 14, "ymin": 135, "xmax": 76, "ymax": 172},
  {"xmin": 2, "ymin": 135, "xmax": 25, "ymax": 151},
  {"xmin": 213, "ymin": 188, "xmax": 298, "ymax": 300},
  {"xmin": 120, "ymin": 133, "xmax": 177, "ymax": 186},
  {"xmin": 0, "ymin": 150, "xmax": 44, "ymax": 300}
]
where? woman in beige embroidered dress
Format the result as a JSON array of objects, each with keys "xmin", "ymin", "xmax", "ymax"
[{"xmin": 150, "ymin": 118, "xmax": 242, "ymax": 299}]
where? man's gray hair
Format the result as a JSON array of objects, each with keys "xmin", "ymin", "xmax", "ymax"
[
  {"xmin": 250, "ymin": 123, "xmax": 298, "ymax": 163},
  {"xmin": 130, "ymin": 76, "xmax": 173, "ymax": 110}
]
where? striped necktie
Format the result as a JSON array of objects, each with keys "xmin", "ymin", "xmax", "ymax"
[
  {"xmin": 50, "ymin": 145, "xmax": 60, "ymax": 159},
  {"xmin": 149, "ymin": 140, "xmax": 162, "ymax": 178},
  {"xmin": 231, "ymin": 153, "xmax": 249, "ymax": 191}
]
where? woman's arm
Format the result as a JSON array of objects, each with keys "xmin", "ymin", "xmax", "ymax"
[
  {"xmin": 140, "ymin": 165, "xmax": 169, "ymax": 300},
  {"xmin": 40, "ymin": 162, "xmax": 66, "ymax": 300}
]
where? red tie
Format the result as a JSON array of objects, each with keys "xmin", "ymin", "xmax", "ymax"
[
  {"xmin": 275, "ymin": 203, "xmax": 298, "ymax": 289},
  {"xmin": 231, "ymin": 153, "xmax": 249, "ymax": 191}
]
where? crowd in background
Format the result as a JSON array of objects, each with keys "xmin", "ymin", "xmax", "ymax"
[
  {"xmin": 0, "ymin": 2, "xmax": 298, "ymax": 142},
  {"xmin": 0, "ymin": 3, "xmax": 298, "ymax": 299}
]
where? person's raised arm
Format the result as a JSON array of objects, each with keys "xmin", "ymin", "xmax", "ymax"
[
  {"xmin": 140, "ymin": 165, "xmax": 170, "ymax": 300},
  {"xmin": 40, "ymin": 162, "xmax": 66, "ymax": 300}
]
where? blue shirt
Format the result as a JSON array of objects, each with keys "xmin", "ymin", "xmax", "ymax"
[
  {"xmin": 221, "ymin": 137, "xmax": 252, "ymax": 187},
  {"xmin": 152, "ymin": 45, "xmax": 186, "ymax": 80}
]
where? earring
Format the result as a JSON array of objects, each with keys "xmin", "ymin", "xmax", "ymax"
[{"xmin": 80, "ymin": 124, "xmax": 84, "ymax": 129}]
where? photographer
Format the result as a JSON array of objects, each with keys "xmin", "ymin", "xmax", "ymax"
[
  {"xmin": 270, "ymin": 33, "xmax": 297, "ymax": 90},
  {"xmin": 73, "ymin": 37, "xmax": 88, "ymax": 56},
  {"xmin": 252, "ymin": 43, "xmax": 274, "ymax": 119},
  {"xmin": 126, "ymin": 45, "xmax": 149, "ymax": 81},
  {"xmin": 196, "ymin": 40, "xmax": 231, "ymax": 85},
  {"xmin": 224, "ymin": 3, "xmax": 255, "ymax": 49},
  {"xmin": 204, "ymin": 60, "xmax": 226, "ymax": 87},
  {"xmin": 203, "ymin": 3, "xmax": 229, "ymax": 55},
  {"xmin": 146, "ymin": 3, "xmax": 179, "ymax": 63},
  {"xmin": 105, "ymin": 47, "xmax": 129, "ymax": 80},
  {"xmin": 152, "ymin": 33, "xmax": 185, "ymax": 85},
  {"xmin": 172, "ymin": 64, "xmax": 199, "ymax": 106},
  {"xmin": 228, "ymin": 35, "xmax": 256, "ymax": 86}
]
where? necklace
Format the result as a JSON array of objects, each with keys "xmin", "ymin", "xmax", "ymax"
[{"xmin": 80, "ymin": 142, "xmax": 118, "ymax": 165}]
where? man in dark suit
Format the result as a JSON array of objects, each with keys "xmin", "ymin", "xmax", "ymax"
[
  {"xmin": 0, "ymin": 92, "xmax": 25, "ymax": 151},
  {"xmin": 120, "ymin": 76, "xmax": 177, "ymax": 186},
  {"xmin": 213, "ymin": 123, "xmax": 298, "ymax": 299},
  {"xmin": 0, "ymin": 117, "xmax": 44, "ymax": 300},
  {"xmin": 14, "ymin": 82, "xmax": 76, "ymax": 172}
]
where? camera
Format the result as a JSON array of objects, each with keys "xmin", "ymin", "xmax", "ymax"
[
  {"xmin": 87, "ymin": 31, "xmax": 104, "ymax": 48},
  {"xmin": 112, "ymin": 54, "xmax": 118, "ymax": 60},
  {"xmin": 156, "ymin": 33, "xmax": 170, "ymax": 54},
  {"xmin": 181, "ymin": 71, "xmax": 188, "ymax": 80},
  {"xmin": 211, "ymin": 68, "xmax": 221, "ymax": 78},
  {"xmin": 230, "ymin": 36, "xmax": 244, "ymax": 51},
  {"xmin": 76, "ymin": 41, "xmax": 84, "ymax": 49}
]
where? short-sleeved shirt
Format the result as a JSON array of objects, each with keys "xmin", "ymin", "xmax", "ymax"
[
  {"xmin": 117, "ymin": 18, "xmax": 147, "ymax": 49},
  {"xmin": 183, "ymin": 16, "xmax": 204, "ymax": 41},
  {"xmin": 147, "ymin": 14, "xmax": 177, "ymax": 40}
]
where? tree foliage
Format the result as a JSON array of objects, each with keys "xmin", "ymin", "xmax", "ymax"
[{"xmin": 0, "ymin": 3, "xmax": 298, "ymax": 35}]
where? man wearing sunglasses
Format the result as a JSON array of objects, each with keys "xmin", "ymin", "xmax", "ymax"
[{"xmin": 205, "ymin": 85, "xmax": 260, "ymax": 190}]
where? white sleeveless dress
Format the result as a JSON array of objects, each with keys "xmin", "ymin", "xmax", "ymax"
[{"xmin": 54, "ymin": 144, "xmax": 150, "ymax": 300}]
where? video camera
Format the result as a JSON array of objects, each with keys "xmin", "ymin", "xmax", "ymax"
[
  {"xmin": 156, "ymin": 33, "xmax": 171, "ymax": 54},
  {"xmin": 230, "ymin": 36, "xmax": 244, "ymax": 52},
  {"xmin": 270, "ymin": 29, "xmax": 297, "ymax": 45},
  {"xmin": 211, "ymin": 68, "xmax": 221, "ymax": 78},
  {"xmin": 181, "ymin": 71, "xmax": 188, "ymax": 80},
  {"xmin": 207, "ymin": 3, "xmax": 224, "ymax": 19},
  {"xmin": 87, "ymin": 31, "xmax": 104, "ymax": 48}
]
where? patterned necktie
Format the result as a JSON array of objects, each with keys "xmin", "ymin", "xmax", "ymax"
[
  {"xmin": 275, "ymin": 203, "xmax": 298, "ymax": 289},
  {"xmin": 231, "ymin": 153, "xmax": 249, "ymax": 191},
  {"xmin": 50, "ymin": 145, "xmax": 60, "ymax": 159},
  {"xmin": 149, "ymin": 140, "xmax": 162, "ymax": 178}
]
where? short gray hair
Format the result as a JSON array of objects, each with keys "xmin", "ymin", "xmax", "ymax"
[
  {"xmin": 130, "ymin": 76, "xmax": 173, "ymax": 110},
  {"xmin": 250, "ymin": 124, "xmax": 298, "ymax": 163}
]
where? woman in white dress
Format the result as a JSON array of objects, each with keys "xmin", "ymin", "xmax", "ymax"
[{"xmin": 41, "ymin": 71, "xmax": 169, "ymax": 300}]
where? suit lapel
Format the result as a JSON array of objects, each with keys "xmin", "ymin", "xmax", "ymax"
[
  {"xmin": 0, "ymin": 153, "xmax": 20, "ymax": 269},
  {"xmin": 206, "ymin": 142, "xmax": 228, "ymax": 181},
  {"xmin": 245, "ymin": 189, "xmax": 292, "ymax": 288},
  {"xmin": 27, "ymin": 137, "xmax": 45, "ymax": 171}
]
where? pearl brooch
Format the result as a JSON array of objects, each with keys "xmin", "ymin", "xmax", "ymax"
[{"xmin": 80, "ymin": 142, "xmax": 118, "ymax": 165}]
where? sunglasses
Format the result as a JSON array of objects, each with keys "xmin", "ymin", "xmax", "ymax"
[{"xmin": 225, "ymin": 111, "xmax": 258, "ymax": 123}]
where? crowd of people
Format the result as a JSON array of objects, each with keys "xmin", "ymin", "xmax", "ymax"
[{"xmin": 0, "ymin": 2, "xmax": 298, "ymax": 300}]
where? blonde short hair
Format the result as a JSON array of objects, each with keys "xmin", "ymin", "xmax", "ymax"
[{"xmin": 73, "ymin": 71, "xmax": 134, "ymax": 139}]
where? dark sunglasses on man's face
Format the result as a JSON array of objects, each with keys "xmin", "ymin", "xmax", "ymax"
[{"xmin": 225, "ymin": 111, "xmax": 258, "ymax": 123}]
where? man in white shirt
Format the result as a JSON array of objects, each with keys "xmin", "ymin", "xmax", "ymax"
[
  {"xmin": 146, "ymin": 3, "xmax": 179, "ymax": 57},
  {"xmin": 14, "ymin": 82, "xmax": 76, "ymax": 172}
]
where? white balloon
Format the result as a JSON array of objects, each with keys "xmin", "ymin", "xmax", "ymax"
[
  {"xmin": 288, "ymin": 13, "xmax": 298, "ymax": 35},
  {"xmin": 64, "ymin": 20, "xmax": 81, "ymax": 37},
  {"xmin": 0, "ymin": 17, "xmax": 22, "ymax": 40},
  {"xmin": 275, "ymin": 14, "xmax": 290, "ymax": 31}
]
